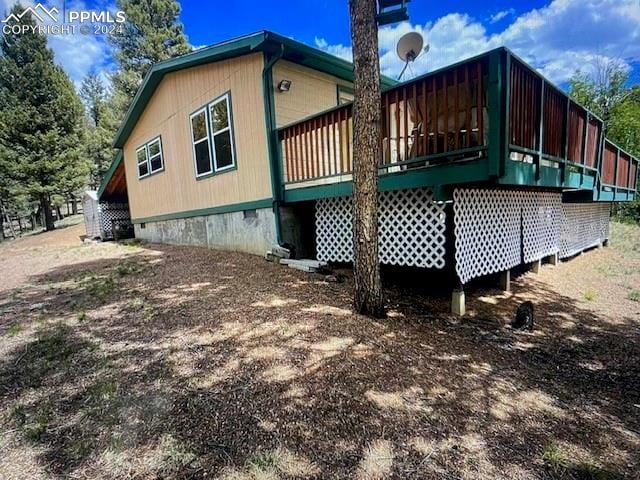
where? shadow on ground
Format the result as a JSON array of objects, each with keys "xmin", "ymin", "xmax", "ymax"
[{"xmin": 0, "ymin": 242, "xmax": 638, "ymax": 479}]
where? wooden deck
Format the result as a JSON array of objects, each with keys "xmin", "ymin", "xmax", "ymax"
[{"xmin": 278, "ymin": 48, "xmax": 638, "ymax": 202}]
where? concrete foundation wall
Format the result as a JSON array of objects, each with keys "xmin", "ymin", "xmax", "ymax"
[{"xmin": 134, "ymin": 207, "xmax": 277, "ymax": 256}]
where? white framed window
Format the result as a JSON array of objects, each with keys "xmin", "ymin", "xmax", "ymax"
[
  {"xmin": 209, "ymin": 94, "xmax": 235, "ymax": 171},
  {"xmin": 190, "ymin": 92, "xmax": 236, "ymax": 178},
  {"xmin": 136, "ymin": 146, "xmax": 149, "ymax": 178},
  {"xmin": 190, "ymin": 107, "xmax": 213, "ymax": 177},
  {"xmin": 136, "ymin": 136, "xmax": 164, "ymax": 178}
]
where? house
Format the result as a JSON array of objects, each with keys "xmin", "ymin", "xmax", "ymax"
[
  {"xmin": 97, "ymin": 30, "xmax": 639, "ymax": 314},
  {"xmin": 97, "ymin": 31, "xmax": 393, "ymax": 255}
]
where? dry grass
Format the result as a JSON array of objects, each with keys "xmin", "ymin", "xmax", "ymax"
[{"xmin": 0, "ymin": 221, "xmax": 638, "ymax": 479}]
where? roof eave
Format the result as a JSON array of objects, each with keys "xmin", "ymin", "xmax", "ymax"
[
  {"xmin": 97, "ymin": 150, "xmax": 123, "ymax": 201},
  {"xmin": 113, "ymin": 32, "xmax": 268, "ymax": 149}
]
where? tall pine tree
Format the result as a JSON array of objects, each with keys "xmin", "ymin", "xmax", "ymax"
[
  {"xmin": 109, "ymin": 0, "xmax": 191, "ymax": 118},
  {"xmin": 80, "ymin": 74, "xmax": 118, "ymax": 188},
  {"xmin": 0, "ymin": 6, "xmax": 88, "ymax": 230}
]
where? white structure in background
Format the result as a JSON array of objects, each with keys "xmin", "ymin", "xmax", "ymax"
[
  {"xmin": 82, "ymin": 190, "xmax": 133, "ymax": 240},
  {"xmin": 82, "ymin": 191, "xmax": 101, "ymax": 239}
]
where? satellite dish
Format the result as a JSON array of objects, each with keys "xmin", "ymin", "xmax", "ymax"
[
  {"xmin": 396, "ymin": 31, "xmax": 427, "ymax": 80},
  {"xmin": 397, "ymin": 31, "xmax": 424, "ymax": 62}
]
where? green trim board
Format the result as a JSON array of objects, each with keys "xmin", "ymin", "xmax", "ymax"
[
  {"xmin": 284, "ymin": 158, "xmax": 492, "ymax": 202},
  {"xmin": 499, "ymin": 161, "xmax": 562, "ymax": 188},
  {"xmin": 595, "ymin": 189, "xmax": 636, "ymax": 202},
  {"xmin": 130, "ymin": 198, "xmax": 273, "ymax": 224},
  {"xmin": 97, "ymin": 150, "xmax": 123, "ymax": 200}
]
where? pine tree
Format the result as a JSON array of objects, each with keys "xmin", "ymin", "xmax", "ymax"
[
  {"xmin": 109, "ymin": 0, "xmax": 191, "ymax": 118},
  {"xmin": 0, "ymin": 6, "xmax": 88, "ymax": 230},
  {"xmin": 570, "ymin": 63, "xmax": 640, "ymax": 223},
  {"xmin": 349, "ymin": 0, "xmax": 385, "ymax": 317},
  {"xmin": 80, "ymin": 74, "xmax": 118, "ymax": 188}
]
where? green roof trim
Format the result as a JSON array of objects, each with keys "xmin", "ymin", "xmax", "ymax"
[
  {"xmin": 112, "ymin": 30, "xmax": 396, "ymax": 149},
  {"xmin": 97, "ymin": 150, "xmax": 123, "ymax": 201}
]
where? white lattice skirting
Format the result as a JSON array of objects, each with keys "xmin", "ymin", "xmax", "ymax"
[
  {"xmin": 453, "ymin": 188, "xmax": 611, "ymax": 283},
  {"xmin": 560, "ymin": 203, "xmax": 610, "ymax": 258},
  {"xmin": 315, "ymin": 188, "xmax": 447, "ymax": 268},
  {"xmin": 99, "ymin": 202, "xmax": 131, "ymax": 239}
]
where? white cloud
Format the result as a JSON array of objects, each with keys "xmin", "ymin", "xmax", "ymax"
[
  {"xmin": 314, "ymin": 37, "xmax": 352, "ymax": 62},
  {"xmin": 1, "ymin": 0, "xmax": 114, "ymax": 89},
  {"xmin": 489, "ymin": 8, "xmax": 514, "ymax": 24},
  {"xmin": 315, "ymin": 0, "xmax": 640, "ymax": 84}
]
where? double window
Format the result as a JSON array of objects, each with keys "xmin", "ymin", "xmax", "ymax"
[
  {"xmin": 136, "ymin": 136, "xmax": 164, "ymax": 178},
  {"xmin": 190, "ymin": 92, "xmax": 236, "ymax": 178}
]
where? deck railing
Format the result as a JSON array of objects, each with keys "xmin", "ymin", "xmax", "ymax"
[
  {"xmin": 278, "ymin": 48, "xmax": 638, "ymax": 193},
  {"xmin": 602, "ymin": 140, "xmax": 637, "ymax": 190},
  {"xmin": 280, "ymin": 55, "xmax": 489, "ymax": 184}
]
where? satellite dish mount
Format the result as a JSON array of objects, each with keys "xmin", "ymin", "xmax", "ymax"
[{"xmin": 396, "ymin": 31, "xmax": 427, "ymax": 80}]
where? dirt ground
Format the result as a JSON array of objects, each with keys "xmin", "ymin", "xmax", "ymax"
[{"xmin": 0, "ymin": 218, "xmax": 638, "ymax": 479}]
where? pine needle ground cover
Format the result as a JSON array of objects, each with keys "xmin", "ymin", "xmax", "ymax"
[{"xmin": 0, "ymin": 222, "xmax": 638, "ymax": 479}]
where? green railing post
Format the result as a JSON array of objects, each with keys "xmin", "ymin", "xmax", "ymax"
[
  {"xmin": 537, "ymin": 79, "xmax": 544, "ymax": 182},
  {"xmin": 614, "ymin": 147, "xmax": 619, "ymax": 192},
  {"xmin": 562, "ymin": 97, "xmax": 570, "ymax": 186},
  {"xmin": 595, "ymin": 127, "xmax": 604, "ymax": 201},
  {"xmin": 581, "ymin": 112, "xmax": 589, "ymax": 188},
  {"xmin": 487, "ymin": 48, "xmax": 506, "ymax": 178}
]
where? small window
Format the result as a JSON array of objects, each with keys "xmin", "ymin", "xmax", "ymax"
[
  {"xmin": 137, "ymin": 146, "xmax": 149, "ymax": 177},
  {"xmin": 337, "ymin": 85, "xmax": 354, "ymax": 105},
  {"xmin": 190, "ymin": 92, "xmax": 236, "ymax": 178},
  {"xmin": 136, "ymin": 136, "xmax": 164, "ymax": 178},
  {"xmin": 148, "ymin": 138, "xmax": 163, "ymax": 173},
  {"xmin": 190, "ymin": 108, "xmax": 213, "ymax": 176}
]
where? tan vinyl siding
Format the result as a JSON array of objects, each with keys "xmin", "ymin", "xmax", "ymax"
[
  {"xmin": 273, "ymin": 60, "xmax": 352, "ymax": 128},
  {"xmin": 122, "ymin": 53, "xmax": 271, "ymax": 220}
]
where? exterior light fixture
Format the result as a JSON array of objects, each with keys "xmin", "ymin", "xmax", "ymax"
[{"xmin": 278, "ymin": 79, "xmax": 292, "ymax": 92}]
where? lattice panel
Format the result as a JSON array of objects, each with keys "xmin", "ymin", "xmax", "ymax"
[
  {"xmin": 560, "ymin": 203, "xmax": 611, "ymax": 258},
  {"xmin": 315, "ymin": 188, "xmax": 446, "ymax": 268},
  {"xmin": 99, "ymin": 202, "xmax": 131, "ymax": 239},
  {"xmin": 453, "ymin": 189, "xmax": 522, "ymax": 284},
  {"xmin": 379, "ymin": 189, "xmax": 446, "ymax": 268},
  {"xmin": 316, "ymin": 196, "xmax": 353, "ymax": 263},
  {"xmin": 522, "ymin": 191, "xmax": 562, "ymax": 262}
]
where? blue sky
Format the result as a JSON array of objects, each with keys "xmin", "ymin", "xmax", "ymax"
[{"xmin": 2, "ymin": 0, "xmax": 639, "ymax": 89}]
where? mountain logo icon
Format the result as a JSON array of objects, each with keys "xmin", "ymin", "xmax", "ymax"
[{"xmin": 2, "ymin": 3, "xmax": 59, "ymax": 23}]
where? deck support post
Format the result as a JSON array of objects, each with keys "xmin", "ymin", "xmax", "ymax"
[
  {"xmin": 499, "ymin": 269, "xmax": 511, "ymax": 292},
  {"xmin": 451, "ymin": 287, "xmax": 466, "ymax": 316},
  {"xmin": 548, "ymin": 253, "xmax": 559, "ymax": 266},
  {"xmin": 531, "ymin": 258, "xmax": 542, "ymax": 274}
]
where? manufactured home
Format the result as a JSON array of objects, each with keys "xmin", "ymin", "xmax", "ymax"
[{"xmin": 97, "ymin": 30, "xmax": 639, "ymax": 313}]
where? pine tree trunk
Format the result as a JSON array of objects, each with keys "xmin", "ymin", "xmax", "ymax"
[
  {"xmin": 0, "ymin": 200, "xmax": 16, "ymax": 238},
  {"xmin": 71, "ymin": 197, "xmax": 78, "ymax": 215},
  {"xmin": 349, "ymin": 0, "xmax": 384, "ymax": 317},
  {"xmin": 56, "ymin": 205, "xmax": 64, "ymax": 221},
  {"xmin": 41, "ymin": 195, "xmax": 55, "ymax": 231}
]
